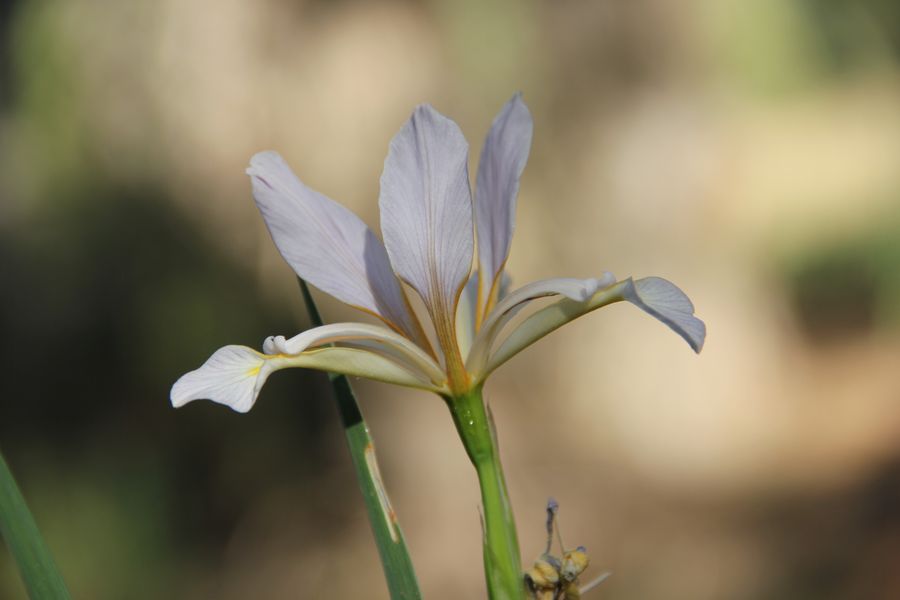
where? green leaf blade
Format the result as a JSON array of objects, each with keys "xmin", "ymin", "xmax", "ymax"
[
  {"xmin": 299, "ymin": 280, "xmax": 421, "ymax": 600},
  {"xmin": 0, "ymin": 448, "xmax": 71, "ymax": 600}
]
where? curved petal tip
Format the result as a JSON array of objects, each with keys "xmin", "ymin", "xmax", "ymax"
[
  {"xmin": 170, "ymin": 346, "xmax": 269, "ymax": 413},
  {"xmin": 624, "ymin": 277, "xmax": 706, "ymax": 353}
]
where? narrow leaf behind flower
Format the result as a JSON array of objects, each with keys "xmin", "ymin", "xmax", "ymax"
[
  {"xmin": 298, "ymin": 280, "xmax": 421, "ymax": 600},
  {"xmin": 0, "ymin": 448, "xmax": 71, "ymax": 600}
]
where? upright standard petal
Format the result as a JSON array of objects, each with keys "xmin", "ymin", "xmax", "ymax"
[
  {"xmin": 379, "ymin": 105, "xmax": 474, "ymax": 389},
  {"xmin": 380, "ymin": 105, "xmax": 474, "ymax": 318},
  {"xmin": 247, "ymin": 151, "xmax": 421, "ymax": 341},
  {"xmin": 475, "ymin": 93, "xmax": 533, "ymax": 318}
]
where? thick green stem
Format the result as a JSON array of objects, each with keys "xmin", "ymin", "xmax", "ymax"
[{"xmin": 447, "ymin": 386, "xmax": 523, "ymax": 600}]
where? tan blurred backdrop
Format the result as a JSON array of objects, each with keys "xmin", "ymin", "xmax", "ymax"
[{"xmin": 1, "ymin": 0, "xmax": 899, "ymax": 598}]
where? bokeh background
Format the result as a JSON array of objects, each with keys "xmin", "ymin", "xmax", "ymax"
[{"xmin": 2, "ymin": 0, "xmax": 900, "ymax": 598}]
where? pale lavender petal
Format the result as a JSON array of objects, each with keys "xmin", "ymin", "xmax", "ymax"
[
  {"xmin": 475, "ymin": 93, "xmax": 533, "ymax": 307},
  {"xmin": 379, "ymin": 105, "xmax": 474, "ymax": 332},
  {"xmin": 247, "ymin": 151, "xmax": 418, "ymax": 340},
  {"xmin": 170, "ymin": 345, "xmax": 269, "ymax": 413},
  {"xmin": 623, "ymin": 277, "xmax": 706, "ymax": 353}
]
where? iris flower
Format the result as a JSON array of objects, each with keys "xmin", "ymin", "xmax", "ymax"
[
  {"xmin": 171, "ymin": 94, "xmax": 704, "ymax": 413},
  {"xmin": 171, "ymin": 94, "xmax": 704, "ymax": 599}
]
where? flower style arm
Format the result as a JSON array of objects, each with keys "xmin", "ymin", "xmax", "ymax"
[{"xmin": 263, "ymin": 322, "xmax": 445, "ymax": 384}]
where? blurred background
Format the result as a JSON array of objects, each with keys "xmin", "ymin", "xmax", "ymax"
[{"xmin": 1, "ymin": 0, "xmax": 899, "ymax": 598}]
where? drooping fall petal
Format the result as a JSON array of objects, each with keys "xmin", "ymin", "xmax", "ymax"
[
  {"xmin": 475, "ymin": 93, "xmax": 533, "ymax": 316},
  {"xmin": 478, "ymin": 277, "xmax": 705, "ymax": 381},
  {"xmin": 466, "ymin": 274, "xmax": 616, "ymax": 375},
  {"xmin": 247, "ymin": 151, "xmax": 421, "ymax": 341},
  {"xmin": 171, "ymin": 346, "xmax": 268, "ymax": 413},
  {"xmin": 171, "ymin": 344, "xmax": 442, "ymax": 413},
  {"xmin": 623, "ymin": 277, "xmax": 706, "ymax": 353}
]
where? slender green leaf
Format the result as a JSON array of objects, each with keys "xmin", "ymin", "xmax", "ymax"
[
  {"xmin": 299, "ymin": 280, "xmax": 421, "ymax": 600},
  {"xmin": 0, "ymin": 448, "xmax": 71, "ymax": 599}
]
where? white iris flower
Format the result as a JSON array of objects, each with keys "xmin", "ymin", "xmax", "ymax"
[{"xmin": 171, "ymin": 94, "xmax": 705, "ymax": 412}]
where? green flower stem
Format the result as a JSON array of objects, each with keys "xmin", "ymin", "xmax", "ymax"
[
  {"xmin": 447, "ymin": 386, "xmax": 523, "ymax": 600},
  {"xmin": 0, "ymin": 448, "xmax": 71, "ymax": 599}
]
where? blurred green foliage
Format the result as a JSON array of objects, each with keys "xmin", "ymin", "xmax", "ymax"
[
  {"xmin": 0, "ymin": 2, "xmax": 360, "ymax": 597},
  {"xmin": 780, "ymin": 207, "xmax": 900, "ymax": 341}
]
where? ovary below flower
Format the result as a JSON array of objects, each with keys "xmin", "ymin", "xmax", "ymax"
[{"xmin": 171, "ymin": 94, "xmax": 705, "ymax": 412}]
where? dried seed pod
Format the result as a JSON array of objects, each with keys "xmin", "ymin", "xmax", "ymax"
[
  {"xmin": 525, "ymin": 556, "xmax": 560, "ymax": 590},
  {"xmin": 560, "ymin": 546, "xmax": 590, "ymax": 583}
]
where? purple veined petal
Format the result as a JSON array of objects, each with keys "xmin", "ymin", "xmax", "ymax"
[
  {"xmin": 379, "ymin": 104, "xmax": 474, "ymax": 383},
  {"xmin": 478, "ymin": 277, "xmax": 705, "ymax": 382},
  {"xmin": 171, "ymin": 343, "xmax": 442, "ymax": 414},
  {"xmin": 262, "ymin": 322, "xmax": 445, "ymax": 385},
  {"xmin": 379, "ymin": 105, "xmax": 474, "ymax": 319},
  {"xmin": 475, "ymin": 93, "xmax": 533, "ymax": 318},
  {"xmin": 247, "ymin": 151, "xmax": 423, "ymax": 343},
  {"xmin": 466, "ymin": 274, "xmax": 616, "ymax": 375}
]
